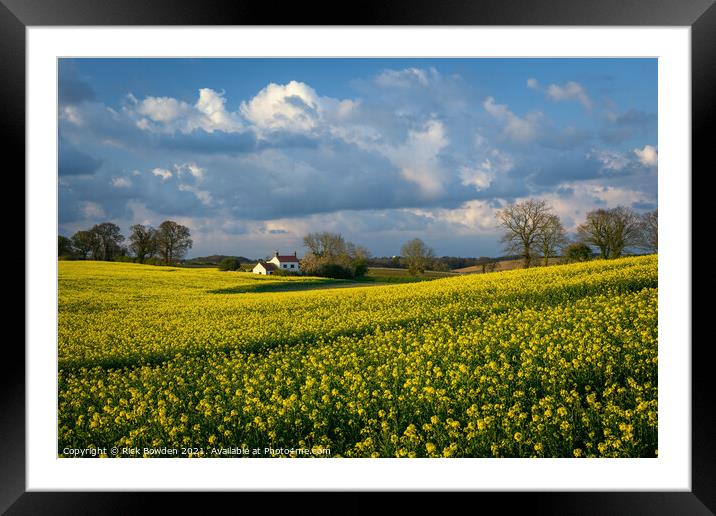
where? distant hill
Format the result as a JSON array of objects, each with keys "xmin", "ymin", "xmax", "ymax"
[
  {"xmin": 455, "ymin": 257, "xmax": 563, "ymax": 274},
  {"xmin": 183, "ymin": 255, "xmax": 254, "ymax": 265}
]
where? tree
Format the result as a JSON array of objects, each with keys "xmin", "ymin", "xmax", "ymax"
[
  {"xmin": 89, "ymin": 222, "xmax": 124, "ymax": 261},
  {"xmin": 639, "ymin": 209, "xmax": 658, "ymax": 253},
  {"xmin": 476, "ymin": 257, "xmax": 498, "ymax": 273},
  {"xmin": 577, "ymin": 206, "xmax": 642, "ymax": 259},
  {"xmin": 128, "ymin": 224, "xmax": 158, "ymax": 263},
  {"xmin": 303, "ymin": 232, "xmax": 347, "ymax": 259},
  {"xmin": 535, "ymin": 214, "xmax": 568, "ymax": 266},
  {"xmin": 563, "ymin": 242, "xmax": 592, "ymax": 263},
  {"xmin": 58, "ymin": 235, "xmax": 74, "ymax": 258},
  {"xmin": 218, "ymin": 257, "xmax": 241, "ymax": 271},
  {"xmin": 400, "ymin": 238, "xmax": 435, "ymax": 276},
  {"xmin": 496, "ymin": 199, "xmax": 555, "ymax": 268},
  {"xmin": 71, "ymin": 230, "xmax": 99, "ymax": 260},
  {"xmin": 156, "ymin": 220, "xmax": 193, "ymax": 265},
  {"xmin": 300, "ymin": 232, "xmax": 370, "ymax": 279},
  {"xmin": 347, "ymin": 242, "xmax": 371, "ymax": 277}
]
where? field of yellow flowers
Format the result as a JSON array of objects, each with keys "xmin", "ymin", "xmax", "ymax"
[{"xmin": 58, "ymin": 256, "xmax": 657, "ymax": 458}]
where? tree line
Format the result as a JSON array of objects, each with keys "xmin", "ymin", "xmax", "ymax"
[
  {"xmin": 58, "ymin": 220, "xmax": 193, "ymax": 265},
  {"xmin": 496, "ymin": 199, "xmax": 657, "ymax": 268},
  {"xmin": 298, "ymin": 233, "xmax": 459, "ymax": 278}
]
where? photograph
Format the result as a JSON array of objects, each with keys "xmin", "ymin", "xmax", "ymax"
[{"xmin": 56, "ymin": 57, "xmax": 659, "ymax": 459}]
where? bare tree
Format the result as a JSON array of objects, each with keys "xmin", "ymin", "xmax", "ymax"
[
  {"xmin": 496, "ymin": 199, "xmax": 554, "ymax": 268},
  {"xmin": 129, "ymin": 224, "xmax": 158, "ymax": 263},
  {"xmin": 535, "ymin": 214, "xmax": 568, "ymax": 266},
  {"xmin": 400, "ymin": 238, "xmax": 435, "ymax": 275},
  {"xmin": 639, "ymin": 209, "xmax": 658, "ymax": 253},
  {"xmin": 301, "ymin": 232, "xmax": 371, "ymax": 278},
  {"xmin": 577, "ymin": 206, "xmax": 642, "ymax": 259},
  {"xmin": 89, "ymin": 222, "xmax": 124, "ymax": 261},
  {"xmin": 303, "ymin": 232, "xmax": 348, "ymax": 259},
  {"xmin": 156, "ymin": 220, "xmax": 192, "ymax": 264}
]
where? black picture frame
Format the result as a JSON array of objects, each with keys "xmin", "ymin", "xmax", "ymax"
[{"xmin": 6, "ymin": 0, "xmax": 711, "ymax": 513}]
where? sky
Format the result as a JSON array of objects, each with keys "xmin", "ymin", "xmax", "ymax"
[{"xmin": 58, "ymin": 58, "xmax": 657, "ymax": 259}]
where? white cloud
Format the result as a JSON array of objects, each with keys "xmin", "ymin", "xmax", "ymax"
[
  {"xmin": 240, "ymin": 81, "xmax": 321, "ymax": 133},
  {"xmin": 545, "ymin": 81, "xmax": 592, "ymax": 110},
  {"xmin": 137, "ymin": 96, "xmax": 189, "ymax": 123},
  {"xmin": 409, "ymin": 199, "xmax": 499, "ymax": 233},
  {"xmin": 382, "ymin": 119, "xmax": 449, "ymax": 197},
  {"xmin": 80, "ymin": 201, "xmax": 105, "ymax": 219},
  {"xmin": 634, "ymin": 144, "xmax": 658, "ymax": 166},
  {"xmin": 174, "ymin": 162, "xmax": 205, "ymax": 181},
  {"xmin": 152, "ymin": 167, "xmax": 172, "ymax": 181},
  {"xmin": 459, "ymin": 149, "xmax": 514, "ymax": 191},
  {"xmin": 60, "ymin": 105, "xmax": 83, "ymax": 125},
  {"xmin": 588, "ymin": 149, "xmax": 630, "ymax": 171},
  {"xmin": 536, "ymin": 182, "xmax": 653, "ymax": 230},
  {"xmin": 193, "ymin": 88, "xmax": 242, "ymax": 132},
  {"xmin": 179, "ymin": 184, "xmax": 213, "ymax": 206},
  {"xmin": 375, "ymin": 67, "xmax": 438, "ymax": 88},
  {"xmin": 111, "ymin": 176, "xmax": 132, "ymax": 188},
  {"xmin": 132, "ymin": 88, "xmax": 242, "ymax": 133},
  {"xmin": 483, "ymin": 97, "xmax": 542, "ymax": 142},
  {"xmin": 527, "ymin": 79, "xmax": 592, "ymax": 110}
]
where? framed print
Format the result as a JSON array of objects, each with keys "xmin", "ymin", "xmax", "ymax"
[{"xmin": 7, "ymin": 0, "xmax": 713, "ymax": 513}]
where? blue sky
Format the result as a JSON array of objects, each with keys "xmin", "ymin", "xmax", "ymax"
[{"xmin": 58, "ymin": 58, "xmax": 657, "ymax": 258}]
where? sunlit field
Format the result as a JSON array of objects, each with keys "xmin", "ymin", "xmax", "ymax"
[{"xmin": 58, "ymin": 256, "xmax": 657, "ymax": 458}]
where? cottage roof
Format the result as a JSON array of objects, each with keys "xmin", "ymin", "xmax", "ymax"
[
  {"xmin": 258, "ymin": 261, "xmax": 277, "ymax": 270},
  {"xmin": 275, "ymin": 255, "xmax": 299, "ymax": 263}
]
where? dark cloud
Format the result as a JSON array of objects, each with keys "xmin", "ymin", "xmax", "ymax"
[
  {"xmin": 600, "ymin": 109, "xmax": 656, "ymax": 143},
  {"xmin": 59, "ymin": 62, "xmax": 96, "ymax": 105},
  {"xmin": 615, "ymin": 109, "xmax": 657, "ymax": 127},
  {"xmin": 59, "ymin": 140, "xmax": 103, "ymax": 176},
  {"xmin": 157, "ymin": 131, "xmax": 258, "ymax": 155}
]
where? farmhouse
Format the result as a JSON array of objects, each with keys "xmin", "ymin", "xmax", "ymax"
[{"xmin": 252, "ymin": 251, "xmax": 301, "ymax": 275}]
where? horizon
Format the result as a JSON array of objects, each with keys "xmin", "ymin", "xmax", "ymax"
[{"xmin": 58, "ymin": 58, "xmax": 657, "ymax": 258}]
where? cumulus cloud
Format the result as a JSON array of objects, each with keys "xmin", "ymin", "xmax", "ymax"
[
  {"xmin": 111, "ymin": 176, "xmax": 132, "ymax": 188},
  {"xmin": 588, "ymin": 148, "xmax": 631, "ymax": 172},
  {"xmin": 459, "ymin": 150, "xmax": 514, "ymax": 191},
  {"xmin": 240, "ymin": 80, "xmax": 358, "ymax": 136},
  {"xmin": 375, "ymin": 67, "xmax": 439, "ymax": 88},
  {"xmin": 240, "ymin": 81, "xmax": 321, "ymax": 133},
  {"xmin": 382, "ymin": 119, "xmax": 449, "ymax": 197},
  {"xmin": 79, "ymin": 201, "xmax": 105, "ymax": 219},
  {"xmin": 634, "ymin": 144, "xmax": 658, "ymax": 166},
  {"xmin": 152, "ymin": 168, "xmax": 172, "ymax": 180},
  {"xmin": 133, "ymin": 88, "xmax": 243, "ymax": 133},
  {"xmin": 174, "ymin": 162, "xmax": 205, "ymax": 181},
  {"xmin": 483, "ymin": 97, "xmax": 542, "ymax": 142},
  {"xmin": 528, "ymin": 78, "xmax": 592, "ymax": 110},
  {"xmin": 178, "ymin": 183, "xmax": 213, "ymax": 206},
  {"xmin": 137, "ymin": 96, "xmax": 189, "ymax": 123}
]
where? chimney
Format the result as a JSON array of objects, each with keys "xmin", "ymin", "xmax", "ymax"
[
  {"xmin": 294, "ymin": 251, "xmax": 297, "ymax": 257},
  {"xmin": 275, "ymin": 250, "xmax": 279, "ymax": 257}
]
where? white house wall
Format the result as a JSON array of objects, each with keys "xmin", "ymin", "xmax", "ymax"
[{"xmin": 268, "ymin": 256, "xmax": 301, "ymax": 272}]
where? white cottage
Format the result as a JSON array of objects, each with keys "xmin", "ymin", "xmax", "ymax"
[
  {"xmin": 252, "ymin": 261, "xmax": 277, "ymax": 275},
  {"xmin": 252, "ymin": 251, "xmax": 301, "ymax": 275}
]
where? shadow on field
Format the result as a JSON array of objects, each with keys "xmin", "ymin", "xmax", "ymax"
[{"xmin": 207, "ymin": 279, "xmax": 351, "ymax": 294}]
